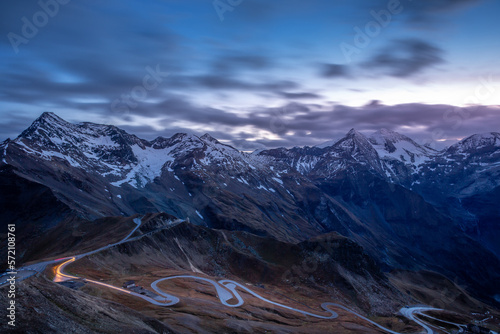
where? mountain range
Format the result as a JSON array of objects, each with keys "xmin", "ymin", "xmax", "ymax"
[{"xmin": 1, "ymin": 112, "xmax": 499, "ymax": 308}]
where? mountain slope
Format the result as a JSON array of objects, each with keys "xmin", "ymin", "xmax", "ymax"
[{"xmin": 1, "ymin": 112, "xmax": 499, "ymax": 305}]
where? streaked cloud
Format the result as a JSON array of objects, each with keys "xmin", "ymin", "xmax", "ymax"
[
  {"xmin": 362, "ymin": 39, "xmax": 444, "ymax": 78},
  {"xmin": 0, "ymin": 0, "xmax": 498, "ymax": 150}
]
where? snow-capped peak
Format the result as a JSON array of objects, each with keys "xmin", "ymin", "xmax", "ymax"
[
  {"xmin": 39, "ymin": 111, "xmax": 66, "ymax": 122},
  {"xmin": 368, "ymin": 129, "xmax": 435, "ymax": 166},
  {"xmin": 369, "ymin": 128, "xmax": 408, "ymax": 145},
  {"xmin": 200, "ymin": 133, "xmax": 217, "ymax": 142},
  {"xmin": 10, "ymin": 113, "xmax": 262, "ymax": 188},
  {"xmin": 448, "ymin": 132, "xmax": 500, "ymax": 153},
  {"xmin": 314, "ymin": 128, "xmax": 367, "ymax": 149},
  {"xmin": 19, "ymin": 112, "xmax": 73, "ymax": 138},
  {"xmin": 337, "ymin": 128, "xmax": 371, "ymax": 148},
  {"xmin": 346, "ymin": 128, "xmax": 364, "ymax": 138}
]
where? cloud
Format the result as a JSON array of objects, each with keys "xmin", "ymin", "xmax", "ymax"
[
  {"xmin": 0, "ymin": 0, "xmax": 496, "ymax": 152},
  {"xmin": 403, "ymin": 0, "xmax": 483, "ymax": 24},
  {"xmin": 362, "ymin": 39, "xmax": 444, "ymax": 78},
  {"xmin": 104, "ymin": 99, "xmax": 500, "ymax": 151},
  {"xmin": 3, "ymin": 94, "xmax": 500, "ymax": 152},
  {"xmin": 212, "ymin": 55, "xmax": 274, "ymax": 73},
  {"xmin": 185, "ymin": 75, "xmax": 298, "ymax": 92},
  {"xmin": 320, "ymin": 64, "xmax": 350, "ymax": 78},
  {"xmin": 276, "ymin": 91, "xmax": 322, "ymax": 99},
  {"xmin": 365, "ymin": 0, "xmax": 483, "ymax": 26}
]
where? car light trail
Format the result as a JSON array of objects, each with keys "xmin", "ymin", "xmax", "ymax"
[
  {"xmin": 54, "ymin": 257, "xmax": 78, "ymax": 282},
  {"xmin": 85, "ymin": 279, "xmax": 132, "ymax": 294},
  {"xmin": 54, "ymin": 257, "xmax": 131, "ymax": 294}
]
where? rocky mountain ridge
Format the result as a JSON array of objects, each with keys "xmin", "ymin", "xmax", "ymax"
[{"xmin": 1, "ymin": 112, "xmax": 499, "ymax": 304}]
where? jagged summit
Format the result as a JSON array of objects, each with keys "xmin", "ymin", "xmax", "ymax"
[
  {"xmin": 39, "ymin": 111, "xmax": 63, "ymax": 121},
  {"xmin": 4, "ymin": 112, "xmax": 499, "ymax": 192},
  {"xmin": 448, "ymin": 132, "xmax": 500, "ymax": 153},
  {"xmin": 6, "ymin": 113, "xmax": 256, "ymax": 188},
  {"xmin": 336, "ymin": 128, "xmax": 369, "ymax": 149},
  {"xmin": 20, "ymin": 111, "xmax": 72, "ymax": 139},
  {"xmin": 32, "ymin": 111, "xmax": 70, "ymax": 124},
  {"xmin": 200, "ymin": 133, "xmax": 217, "ymax": 142},
  {"xmin": 171, "ymin": 132, "xmax": 188, "ymax": 139},
  {"xmin": 346, "ymin": 128, "xmax": 364, "ymax": 137},
  {"xmin": 369, "ymin": 128, "xmax": 408, "ymax": 144},
  {"xmin": 367, "ymin": 128, "xmax": 436, "ymax": 166}
]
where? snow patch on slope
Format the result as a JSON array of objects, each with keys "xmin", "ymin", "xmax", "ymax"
[
  {"xmin": 112, "ymin": 144, "xmax": 175, "ymax": 188},
  {"xmin": 369, "ymin": 129, "xmax": 436, "ymax": 166}
]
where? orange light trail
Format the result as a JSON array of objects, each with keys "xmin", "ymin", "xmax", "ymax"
[
  {"xmin": 53, "ymin": 257, "xmax": 131, "ymax": 294},
  {"xmin": 55, "ymin": 257, "xmax": 78, "ymax": 280},
  {"xmin": 84, "ymin": 279, "xmax": 132, "ymax": 294}
]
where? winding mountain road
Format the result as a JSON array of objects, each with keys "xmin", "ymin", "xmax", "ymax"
[
  {"xmin": 5, "ymin": 216, "xmax": 451, "ymax": 333},
  {"xmin": 55, "ymin": 257, "xmax": 179, "ymax": 306},
  {"xmin": 15, "ymin": 217, "xmax": 144, "ymax": 281},
  {"xmin": 417, "ymin": 311, "xmax": 467, "ymax": 331},
  {"xmin": 152, "ymin": 276, "xmax": 340, "ymax": 319},
  {"xmin": 149, "ymin": 275, "xmax": 437, "ymax": 334},
  {"xmin": 52, "ymin": 218, "xmax": 446, "ymax": 333},
  {"xmin": 56, "ymin": 258, "xmax": 452, "ymax": 334},
  {"xmin": 400, "ymin": 307, "xmax": 442, "ymax": 334}
]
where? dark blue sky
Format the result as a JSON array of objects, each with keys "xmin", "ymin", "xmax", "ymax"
[{"xmin": 1, "ymin": 0, "xmax": 499, "ymax": 149}]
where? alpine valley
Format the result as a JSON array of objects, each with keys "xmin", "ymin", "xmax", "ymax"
[{"xmin": 1, "ymin": 112, "xmax": 499, "ymax": 333}]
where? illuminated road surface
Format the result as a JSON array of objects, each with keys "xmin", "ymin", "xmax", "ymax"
[
  {"xmin": 6, "ymin": 216, "xmax": 455, "ymax": 333},
  {"xmin": 53, "ymin": 257, "xmax": 179, "ymax": 306},
  {"xmin": 150, "ymin": 276, "xmax": 434, "ymax": 334},
  {"xmin": 400, "ymin": 307, "xmax": 440, "ymax": 334},
  {"xmin": 26, "ymin": 217, "xmax": 144, "ymax": 282},
  {"xmin": 417, "ymin": 311, "xmax": 467, "ymax": 331}
]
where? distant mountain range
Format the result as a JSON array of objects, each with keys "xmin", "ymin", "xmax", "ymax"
[{"xmin": 1, "ymin": 112, "xmax": 499, "ymax": 304}]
